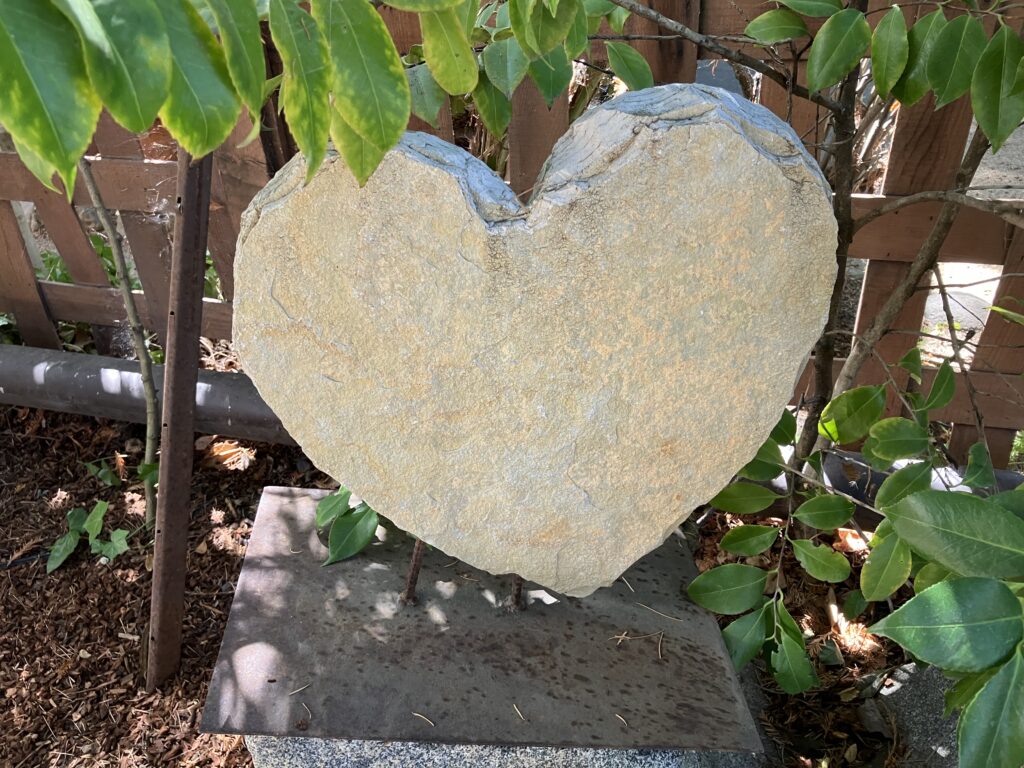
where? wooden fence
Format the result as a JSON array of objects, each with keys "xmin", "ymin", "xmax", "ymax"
[{"xmin": 1, "ymin": 0, "xmax": 1022, "ymax": 465}]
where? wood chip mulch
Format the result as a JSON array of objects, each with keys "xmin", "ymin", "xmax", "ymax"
[{"xmin": 0, "ymin": 406, "xmax": 333, "ymax": 767}]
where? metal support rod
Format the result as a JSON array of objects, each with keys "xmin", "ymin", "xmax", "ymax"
[
  {"xmin": 145, "ymin": 151, "xmax": 213, "ymax": 691},
  {"xmin": 400, "ymin": 538, "xmax": 427, "ymax": 605}
]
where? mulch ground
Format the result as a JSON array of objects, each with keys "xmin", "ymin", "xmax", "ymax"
[{"xmin": 0, "ymin": 406, "xmax": 332, "ymax": 767}]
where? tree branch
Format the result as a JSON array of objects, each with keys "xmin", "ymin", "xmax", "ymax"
[{"xmin": 854, "ymin": 190, "xmax": 1024, "ymax": 232}]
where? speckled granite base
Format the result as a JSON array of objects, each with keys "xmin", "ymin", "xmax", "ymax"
[{"xmin": 245, "ymin": 735, "xmax": 766, "ymax": 767}]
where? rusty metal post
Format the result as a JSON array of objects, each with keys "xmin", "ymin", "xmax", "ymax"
[{"xmin": 145, "ymin": 151, "xmax": 213, "ymax": 691}]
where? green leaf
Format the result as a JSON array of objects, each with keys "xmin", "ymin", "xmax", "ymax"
[
  {"xmin": 420, "ymin": 8, "xmax": 479, "ymax": 94},
  {"xmin": 517, "ymin": 0, "xmax": 579, "ymax": 58},
  {"xmin": 82, "ymin": 500, "xmax": 109, "ymax": 541},
  {"xmin": 870, "ymin": 6, "xmax": 908, "ymax": 97},
  {"xmin": 793, "ymin": 494, "xmax": 854, "ymax": 530},
  {"xmin": 709, "ymin": 482, "xmax": 782, "ymax": 515},
  {"xmin": 455, "ymin": 0, "xmax": 478, "ymax": 37},
  {"xmin": 314, "ymin": 0, "xmax": 410, "ymax": 153},
  {"xmin": 771, "ymin": 633, "xmax": 819, "ymax": 693},
  {"xmin": 792, "ymin": 539, "xmax": 851, "ymax": 583},
  {"xmin": 991, "ymin": 490, "xmax": 1024, "ymax": 519},
  {"xmin": 776, "ymin": 0, "xmax": 841, "ymax": 18},
  {"xmin": 843, "ymin": 589, "xmax": 868, "ymax": 620},
  {"xmin": 137, "ymin": 462, "xmax": 160, "ymax": 485},
  {"xmin": 565, "ymin": 0, "xmax": 589, "ymax": 58},
  {"xmin": 316, "ymin": 488, "xmax": 352, "ymax": 530},
  {"xmin": 892, "ymin": 9, "xmax": 947, "ymax": 106},
  {"xmin": 527, "ymin": 45, "xmax": 573, "ymax": 107},
  {"xmin": 861, "ymin": 436, "xmax": 892, "ymax": 471},
  {"xmin": 324, "ymin": 505, "xmax": 379, "ymax": 565},
  {"xmin": 745, "ymin": 9, "xmax": 809, "ymax": 45},
  {"xmin": 774, "ymin": 597, "xmax": 806, "ymax": 643},
  {"xmin": 806, "ymin": 9, "xmax": 870, "ymax": 93},
  {"xmin": 876, "ymin": 461, "xmax": 933, "ymax": 510},
  {"xmin": 605, "ymin": 41, "xmax": 654, "ymax": 90},
  {"xmin": 869, "ymin": 577, "xmax": 1023, "ymax": 672},
  {"xmin": 0, "ymin": 0, "xmax": 101, "ymax": 195},
  {"xmin": 407, "ymin": 63, "xmax": 447, "ymax": 127},
  {"xmin": 272, "ymin": 0, "xmax": 330, "ymax": 182},
  {"xmin": 927, "ymin": 14, "xmax": 987, "ymax": 109},
  {"xmin": 722, "ymin": 602, "xmax": 770, "ymax": 670},
  {"xmin": 47, "ymin": 531, "xmax": 81, "ymax": 574},
  {"xmin": 889, "ymin": 491, "xmax": 1024, "ymax": 579},
  {"xmin": 204, "ymin": 0, "xmax": 267, "ymax": 117},
  {"xmin": 582, "ymin": 0, "xmax": 615, "ymax": 16},
  {"xmin": 94, "ymin": 528, "xmax": 130, "ymax": 560},
  {"xmin": 770, "ymin": 410, "xmax": 797, "ymax": 446},
  {"xmin": 914, "ymin": 560, "xmax": 952, "ymax": 593},
  {"xmin": 66, "ymin": 507, "xmax": 88, "ymax": 534},
  {"xmin": 959, "ymin": 649, "xmax": 1024, "ymax": 768},
  {"xmin": 330, "ymin": 107, "xmax": 387, "ymax": 187},
  {"xmin": 607, "ymin": 5, "xmax": 629, "ymax": 34},
  {"xmin": 962, "ymin": 441, "xmax": 997, "ymax": 490},
  {"xmin": 687, "ymin": 563, "xmax": 768, "ymax": 615},
  {"xmin": 158, "ymin": 0, "xmax": 241, "ymax": 158},
  {"xmin": 898, "ymin": 347, "xmax": 923, "ymax": 384},
  {"xmin": 861, "ymin": 533, "xmax": 911, "ymax": 601},
  {"xmin": 472, "ymin": 69, "xmax": 512, "ymax": 137},
  {"xmin": 386, "ymin": 0, "xmax": 464, "ymax": 9},
  {"xmin": 921, "ymin": 360, "xmax": 955, "ymax": 411},
  {"xmin": 945, "ymin": 667, "xmax": 997, "ymax": 716},
  {"xmin": 52, "ymin": 0, "xmax": 170, "ymax": 134},
  {"xmin": 509, "ymin": 0, "xmax": 539, "ymax": 57},
  {"xmin": 990, "ymin": 304, "xmax": 1024, "ymax": 326},
  {"xmin": 721, "ymin": 525, "xmax": 780, "ymax": 556},
  {"xmin": 868, "ymin": 417, "xmax": 930, "ymax": 461},
  {"xmin": 11, "ymin": 136, "xmax": 58, "ymax": 192},
  {"xmin": 482, "ymin": 36, "xmax": 530, "ymax": 97},
  {"xmin": 972, "ymin": 25, "xmax": 1024, "ymax": 152},
  {"xmin": 738, "ymin": 439, "xmax": 785, "ymax": 482},
  {"xmin": 819, "ymin": 385, "xmax": 886, "ymax": 444}
]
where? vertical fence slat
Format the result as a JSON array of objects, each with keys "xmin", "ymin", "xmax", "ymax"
[
  {"xmin": 508, "ymin": 81, "xmax": 569, "ymax": 198},
  {"xmin": 758, "ymin": 62, "xmax": 825, "ymax": 150},
  {"xmin": 0, "ymin": 203, "xmax": 61, "ymax": 349},
  {"xmin": 627, "ymin": 0, "xmax": 700, "ymax": 83}
]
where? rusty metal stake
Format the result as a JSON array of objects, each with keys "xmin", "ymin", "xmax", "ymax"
[
  {"xmin": 145, "ymin": 151, "xmax": 213, "ymax": 692},
  {"xmin": 509, "ymin": 574, "xmax": 525, "ymax": 612},
  {"xmin": 400, "ymin": 538, "xmax": 427, "ymax": 605}
]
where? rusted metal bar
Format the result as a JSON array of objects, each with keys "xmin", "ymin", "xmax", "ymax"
[
  {"xmin": 145, "ymin": 151, "xmax": 213, "ymax": 691},
  {"xmin": 400, "ymin": 538, "xmax": 427, "ymax": 605}
]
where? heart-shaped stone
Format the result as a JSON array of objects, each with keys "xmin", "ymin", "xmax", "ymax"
[{"xmin": 235, "ymin": 83, "xmax": 836, "ymax": 596}]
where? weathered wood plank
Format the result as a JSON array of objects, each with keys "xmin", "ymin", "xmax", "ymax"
[
  {"xmin": 508, "ymin": 80, "xmax": 569, "ymax": 197},
  {"xmin": 626, "ymin": 0, "xmax": 699, "ymax": 83},
  {"xmin": 0, "ymin": 203, "xmax": 61, "ymax": 348}
]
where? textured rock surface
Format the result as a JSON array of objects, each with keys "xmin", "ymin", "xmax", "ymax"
[{"xmin": 234, "ymin": 83, "xmax": 837, "ymax": 596}]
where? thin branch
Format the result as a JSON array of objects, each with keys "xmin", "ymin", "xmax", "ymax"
[
  {"xmin": 78, "ymin": 159, "xmax": 159, "ymax": 529},
  {"xmin": 854, "ymin": 190, "xmax": 1024, "ymax": 233}
]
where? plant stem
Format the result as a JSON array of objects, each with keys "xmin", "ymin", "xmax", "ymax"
[
  {"xmin": 78, "ymin": 159, "xmax": 159, "ymax": 529},
  {"xmin": 400, "ymin": 538, "xmax": 427, "ymax": 605}
]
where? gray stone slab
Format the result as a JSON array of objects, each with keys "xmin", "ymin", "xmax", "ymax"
[
  {"xmin": 202, "ymin": 487, "xmax": 761, "ymax": 757},
  {"xmin": 878, "ymin": 664, "xmax": 957, "ymax": 767}
]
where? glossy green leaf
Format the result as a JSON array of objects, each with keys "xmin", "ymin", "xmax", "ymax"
[
  {"xmin": 508, "ymin": 0, "xmax": 538, "ymax": 57},
  {"xmin": 158, "ymin": 0, "xmax": 240, "ymax": 158},
  {"xmin": 870, "ymin": 6, "xmax": 908, "ymax": 97},
  {"xmin": 745, "ymin": 9, "xmax": 809, "ymax": 45},
  {"xmin": 408, "ymin": 63, "xmax": 447, "ymax": 127},
  {"xmin": 527, "ymin": 45, "xmax": 573, "ymax": 107},
  {"xmin": 991, "ymin": 490, "xmax": 1024, "ymax": 519},
  {"xmin": 516, "ymin": 0, "xmax": 579, "ymax": 58},
  {"xmin": 316, "ymin": 488, "xmax": 352, "ymax": 529},
  {"xmin": 738, "ymin": 439, "xmax": 785, "ymax": 482},
  {"xmin": 314, "ymin": 0, "xmax": 409, "ymax": 153},
  {"xmin": 47, "ymin": 531, "xmax": 81, "ymax": 574},
  {"xmin": 771, "ymin": 632, "xmax": 819, "ymax": 693},
  {"xmin": 776, "ymin": 0, "xmax": 841, "ymax": 18},
  {"xmin": 272, "ymin": 0, "xmax": 329, "ymax": 181},
  {"xmin": 709, "ymin": 482, "xmax": 782, "ymax": 515},
  {"xmin": 869, "ymin": 577, "xmax": 1023, "ymax": 672},
  {"xmin": 868, "ymin": 417, "xmax": 929, "ymax": 461},
  {"xmin": 962, "ymin": 441, "xmax": 997, "ymax": 490},
  {"xmin": 944, "ymin": 667, "xmax": 997, "ymax": 717},
  {"xmin": 958, "ymin": 647, "xmax": 1024, "ymax": 768},
  {"xmin": 583, "ymin": 0, "xmax": 615, "ymax": 15},
  {"xmin": 722, "ymin": 602, "xmax": 770, "ymax": 670},
  {"xmin": 93, "ymin": 528, "xmax": 130, "ymax": 560},
  {"xmin": 0, "ymin": 0, "xmax": 101, "ymax": 195},
  {"xmin": 607, "ymin": 5, "xmax": 629, "ymax": 34},
  {"xmin": 420, "ymin": 8, "xmax": 479, "ymax": 93},
  {"xmin": 889, "ymin": 491, "xmax": 1024, "ymax": 579},
  {"xmin": 861, "ymin": 436, "xmax": 892, "ymax": 471},
  {"xmin": 861, "ymin": 532, "xmax": 912, "ymax": 601},
  {"xmin": 914, "ymin": 560, "xmax": 952, "ymax": 593},
  {"xmin": 793, "ymin": 494, "xmax": 854, "ymax": 530},
  {"xmin": 472, "ymin": 69, "xmax": 512, "ymax": 137},
  {"xmin": 482, "ymin": 36, "xmax": 530, "ymax": 97},
  {"xmin": 892, "ymin": 10, "xmax": 946, "ymax": 106},
  {"xmin": 52, "ymin": 0, "xmax": 170, "ymax": 133},
  {"xmin": 82, "ymin": 500, "xmax": 109, "ymax": 541},
  {"xmin": 324, "ymin": 504, "xmax": 379, "ymax": 565},
  {"xmin": 565, "ymin": 0, "xmax": 588, "ymax": 58},
  {"xmin": 927, "ymin": 14, "xmax": 986, "ymax": 108},
  {"xmin": 921, "ymin": 360, "xmax": 955, "ymax": 411},
  {"xmin": 876, "ymin": 461, "xmax": 933, "ymax": 510},
  {"xmin": 687, "ymin": 563, "xmax": 768, "ymax": 615},
  {"xmin": 972, "ymin": 25, "xmax": 1024, "ymax": 152},
  {"xmin": 792, "ymin": 539, "xmax": 851, "ymax": 583},
  {"xmin": 721, "ymin": 525, "xmax": 780, "ymax": 556},
  {"xmin": 819, "ymin": 385, "xmax": 886, "ymax": 444},
  {"xmin": 330, "ymin": 107, "xmax": 387, "ymax": 186},
  {"xmin": 774, "ymin": 597, "xmax": 805, "ymax": 643},
  {"xmin": 898, "ymin": 347, "xmax": 923, "ymax": 384},
  {"xmin": 843, "ymin": 589, "xmax": 867, "ymax": 620},
  {"xmin": 204, "ymin": 0, "xmax": 266, "ymax": 117},
  {"xmin": 806, "ymin": 9, "xmax": 870, "ymax": 93},
  {"xmin": 605, "ymin": 41, "xmax": 654, "ymax": 90},
  {"xmin": 770, "ymin": 409, "xmax": 797, "ymax": 446}
]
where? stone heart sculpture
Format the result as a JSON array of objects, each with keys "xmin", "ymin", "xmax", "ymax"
[{"xmin": 234, "ymin": 83, "xmax": 837, "ymax": 597}]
